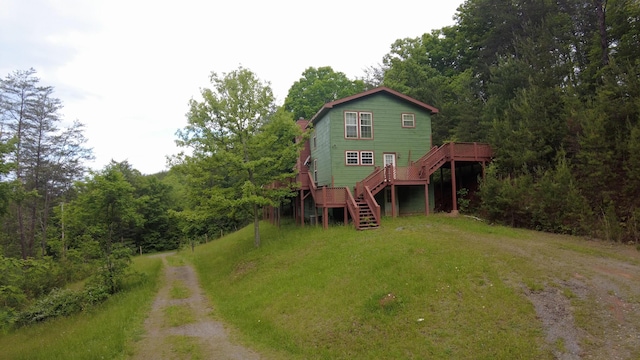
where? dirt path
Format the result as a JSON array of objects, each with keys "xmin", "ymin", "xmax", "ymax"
[
  {"xmin": 130, "ymin": 253, "xmax": 261, "ymax": 360},
  {"xmin": 518, "ymin": 241, "xmax": 640, "ymax": 360}
]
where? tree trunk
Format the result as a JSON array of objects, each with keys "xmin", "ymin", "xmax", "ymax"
[{"xmin": 595, "ymin": 0, "xmax": 609, "ymax": 66}]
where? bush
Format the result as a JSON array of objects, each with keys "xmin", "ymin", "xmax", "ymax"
[
  {"xmin": 15, "ymin": 288, "xmax": 82, "ymax": 325},
  {"xmin": 14, "ymin": 283, "xmax": 111, "ymax": 327}
]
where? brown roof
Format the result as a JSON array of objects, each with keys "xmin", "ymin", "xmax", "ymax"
[{"xmin": 308, "ymin": 86, "xmax": 439, "ymax": 125}]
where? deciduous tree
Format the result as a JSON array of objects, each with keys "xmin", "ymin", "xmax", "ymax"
[
  {"xmin": 177, "ymin": 67, "xmax": 303, "ymax": 247},
  {"xmin": 284, "ymin": 66, "xmax": 366, "ymax": 120}
]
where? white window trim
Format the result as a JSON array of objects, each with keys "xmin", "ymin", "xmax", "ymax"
[
  {"xmin": 402, "ymin": 113, "xmax": 415, "ymax": 128},
  {"xmin": 345, "ymin": 151, "xmax": 374, "ymax": 166},
  {"xmin": 345, "ymin": 112, "xmax": 358, "ymax": 138},
  {"xmin": 360, "ymin": 151, "xmax": 374, "ymax": 165},
  {"xmin": 344, "ymin": 111, "xmax": 373, "ymax": 139},
  {"xmin": 313, "ymin": 159, "xmax": 318, "ymax": 182},
  {"xmin": 359, "ymin": 112, "xmax": 373, "ymax": 139},
  {"xmin": 346, "ymin": 151, "xmax": 359, "ymax": 165}
]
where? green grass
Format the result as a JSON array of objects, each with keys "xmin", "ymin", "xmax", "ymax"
[
  {"xmin": 186, "ymin": 215, "xmax": 602, "ymax": 359},
  {"xmin": 164, "ymin": 305, "xmax": 196, "ymax": 327},
  {"xmin": 170, "ymin": 282, "xmax": 191, "ymax": 299},
  {"xmin": 0, "ymin": 254, "xmax": 163, "ymax": 360},
  {"xmin": 166, "ymin": 254, "xmax": 186, "ymax": 267},
  {"xmin": 165, "ymin": 335, "xmax": 204, "ymax": 359}
]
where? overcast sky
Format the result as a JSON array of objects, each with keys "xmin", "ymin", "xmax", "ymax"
[{"xmin": 1, "ymin": 0, "xmax": 463, "ymax": 175}]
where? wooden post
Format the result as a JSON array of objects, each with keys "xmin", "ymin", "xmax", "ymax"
[
  {"xmin": 344, "ymin": 206, "xmax": 348, "ymax": 226},
  {"xmin": 300, "ymin": 190, "xmax": 305, "ymax": 227},
  {"xmin": 323, "ymin": 206, "xmax": 329, "ymax": 229},
  {"xmin": 424, "ymin": 182, "xmax": 429, "ymax": 216},
  {"xmin": 451, "ymin": 159, "xmax": 457, "ymax": 212},
  {"xmin": 450, "ymin": 143, "xmax": 458, "ymax": 213},
  {"xmin": 391, "ymin": 184, "xmax": 397, "ymax": 218}
]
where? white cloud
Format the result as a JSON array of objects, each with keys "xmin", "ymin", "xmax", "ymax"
[{"xmin": 1, "ymin": 0, "xmax": 462, "ymax": 174}]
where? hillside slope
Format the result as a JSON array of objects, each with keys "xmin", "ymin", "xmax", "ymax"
[{"xmin": 188, "ymin": 215, "xmax": 640, "ymax": 359}]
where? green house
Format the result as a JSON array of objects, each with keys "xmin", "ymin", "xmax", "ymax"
[{"xmin": 285, "ymin": 87, "xmax": 492, "ymax": 230}]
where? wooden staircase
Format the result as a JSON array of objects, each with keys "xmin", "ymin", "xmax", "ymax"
[{"xmin": 355, "ymin": 195, "xmax": 379, "ymax": 230}]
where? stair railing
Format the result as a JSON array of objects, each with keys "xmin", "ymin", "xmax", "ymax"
[
  {"xmin": 306, "ymin": 171, "xmax": 319, "ymax": 204},
  {"xmin": 414, "ymin": 145, "xmax": 439, "ymax": 165},
  {"xmin": 356, "ymin": 166, "xmax": 386, "ymax": 198},
  {"xmin": 418, "ymin": 143, "xmax": 451, "ymax": 179},
  {"xmin": 363, "ymin": 185, "xmax": 381, "ymax": 226},
  {"xmin": 345, "ymin": 187, "xmax": 360, "ymax": 229}
]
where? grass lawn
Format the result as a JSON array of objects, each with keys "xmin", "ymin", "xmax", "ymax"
[
  {"xmin": 0, "ymin": 254, "xmax": 163, "ymax": 360},
  {"xmin": 185, "ymin": 215, "xmax": 620, "ymax": 359}
]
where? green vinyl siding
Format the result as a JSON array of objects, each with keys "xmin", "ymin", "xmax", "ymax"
[
  {"xmin": 324, "ymin": 93, "xmax": 433, "ymax": 188},
  {"xmin": 397, "ymin": 186, "xmax": 435, "ymax": 214},
  {"xmin": 310, "ymin": 112, "xmax": 333, "ymax": 186}
]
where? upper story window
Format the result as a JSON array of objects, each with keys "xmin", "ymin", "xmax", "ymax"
[
  {"xmin": 402, "ymin": 113, "xmax": 415, "ymax": 128},
  {"xmin": 312, "ymin": 131, "xmax": 317, "ymax": 148},
  {"xmin": 344, "ymin": 111, "xmax": 373, "ymax": 139},
  {"xmin": 313, "ymin": 159, "xmax": 318, "ymax": 182},
  {"xmin": 345, "ymin": 112, "xmax": 358, "ymax": 138}
]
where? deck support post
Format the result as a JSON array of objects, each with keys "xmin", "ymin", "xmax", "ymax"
[
  {"xmin": 425, "ymin": 182, "xmax": 430, "ymax": 216},
  {"xmin": 451, "ymin": 159, "xmax": 458, "ymax": 212},
  {"xmin": 300, "ymin": 190, "xmax": 304, "ymax": 227},
  {"xmin": 344, "ymin": 206, "xmax": 348, "ymax": 226},
  {"xmin": 391, "ymin": 184, "xmax": 397, "ymax": 218},
  {"xmin": 323, "ymin": 206, "xmax": 329, "ymax": 229}
]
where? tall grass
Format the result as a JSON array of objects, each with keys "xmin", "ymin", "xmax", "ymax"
[
  {"xmin": 0, "ymin": 254, "xmax": 163, "ymax": 360},
  {"xmin": 185, "ymin": 216, "xmax": 563, "ymax": 359}
]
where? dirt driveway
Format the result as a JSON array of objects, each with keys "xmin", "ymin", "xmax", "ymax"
[
  {"xmin": 515, "ymin": 240, "xmax": 640, "ymax": 360},
  {"xmin": 130, "ymin": 253, "xmax": 261, "ymax": 360}
]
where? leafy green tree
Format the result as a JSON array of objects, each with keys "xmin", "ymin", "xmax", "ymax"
[
  {"xmin": 65, "ymin": 166, "xmax": 140, "ymax": 293},
  {"xmin": 382, "ymin": 30, "xmax": 487, "ymax": 144},
  {"xmin": 177, "ymin": 67, "xmax": 304, "ymax": 247},
  {"xmin": 284, "ymin": 66, "xmax": 366, "ymax": 120}
]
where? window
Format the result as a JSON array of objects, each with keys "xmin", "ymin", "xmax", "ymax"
[
  {"xmin": 345, "ymin": 151, "xmax": 374, "ymax": 165},
  {"xmin": 345, "ymin": 112, "xmax": 358, "ymax": 138},
  {"xmin": 344, "ymin": 111, "xmax": 373, "ymax": 139},
  {"xmin": 402, "ymin": 113, "xmax": 415, "ymax": 128},
  {"xmin": 346, "ymin": 151, "xmax": 359, "ymax": 165},
  {"xmin": 360, "ymin": 113, "xmax": 372, "ymax": 138},
  {"xmin": 361, "ymin": 151, "xmax": 374, "ymax": 165},
  {"xmin": 312, "ymin": 132, "xmax": 317, "ymax": 148},
  {"xmin": 313, "ymin": 159, "xmax": 318, "ymax": 182}
]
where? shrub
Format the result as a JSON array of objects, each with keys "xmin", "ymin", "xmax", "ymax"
[
  {"xmin": 15, "ymin": 288, "xmax": 83, "ymax": 325},
  {"xmin": 14, "ymin": 283, "xmax": 111, "ymax": 327}
]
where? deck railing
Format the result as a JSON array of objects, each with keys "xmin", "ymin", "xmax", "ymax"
[
  {"xmin": 307, "ymin": 172, "xmax": 349, "ymax": 207},
  {"xmin": 447, "ymin": 142, "xmax": 493, "ymax": 160}
]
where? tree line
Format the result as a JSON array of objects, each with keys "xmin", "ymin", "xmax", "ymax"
[
  {"xmin": 0, "ymin": 70, "xmax": 182, "ymax": 329},
  {"xmin": 374, "ymin": 0, "xmax": 640, "ymax": 241}
]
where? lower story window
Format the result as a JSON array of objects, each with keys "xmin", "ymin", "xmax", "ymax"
[
  {"xmin": 345, "ymin": 151, "xmax": 374, "ymax": 165},
  {"xmin": 346, "ymin": 151, "xmax": 359, "ymax": 165},
  {"xmin": 361, "ymin": 151, "xmax": 374, "ymax": 165}
]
